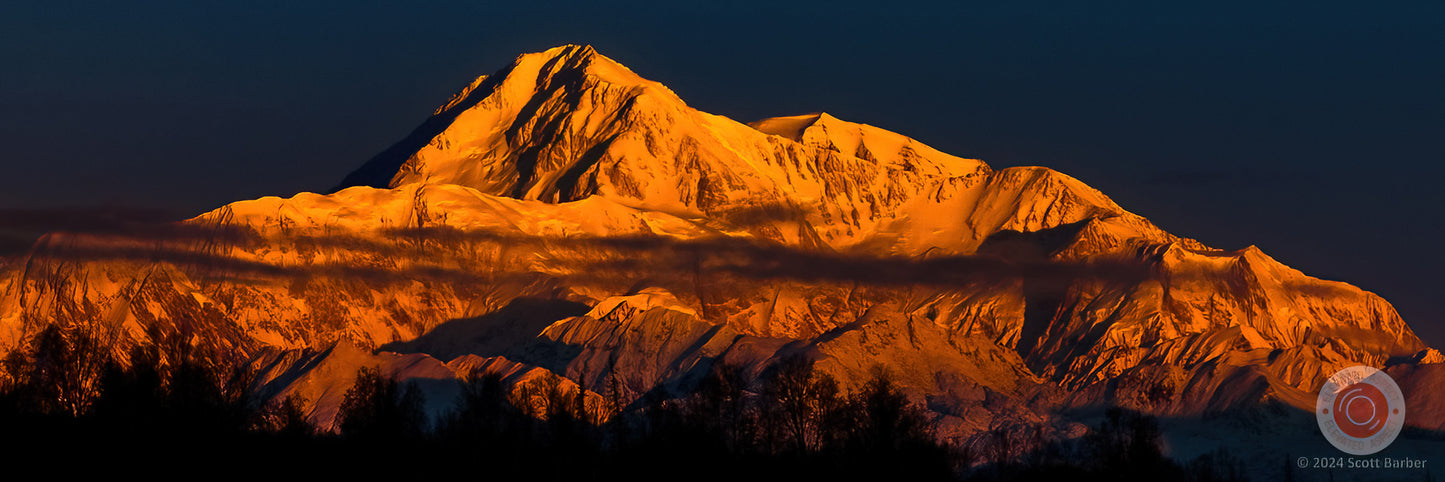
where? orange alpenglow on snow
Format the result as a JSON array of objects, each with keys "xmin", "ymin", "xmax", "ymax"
[{"xmin": 0, "ymin": 45, "xmax": 1439, "ymax": 448}]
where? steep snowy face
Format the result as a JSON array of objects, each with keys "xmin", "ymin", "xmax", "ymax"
[
  {"xmin": 341, "ymin": 44, "xmax": 1174, "ymax": 254},
  {"xmin": 1017, "ymin": 242, "xmax": 1425, "ymax": 393},
  {"xmin": 382, "ymin": 45, "xmax": 678, "ymax": 200}
]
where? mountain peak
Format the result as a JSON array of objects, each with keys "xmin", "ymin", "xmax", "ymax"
[
  {"xmin": 521, "ymin": 44, "xmax": 649, "ymax": 88},
  {"xmin": 336, "ymin": 46, "xmax": 1002, "ymax": 250},
  {"xmin": 429, "ymin": 44, "xmax": 615, "ymax": 115},
  {"xmin": 749, "ymin": 112, "xmax": 870, "ymax": 139},
  {"xmin": 332, "ymin": 45, "xmax": 671, "ymax": 193},
  {"xmin": 549, "ymin": 43, "xmax": 597, "ymax": 57}
]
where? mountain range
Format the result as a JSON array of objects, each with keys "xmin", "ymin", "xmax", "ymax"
[{"xmin": 1, "ymin": 45, "xmax": 1440, "ymax": 470}]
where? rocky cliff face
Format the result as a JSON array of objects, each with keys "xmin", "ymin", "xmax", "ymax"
[{"xmin": 0, "ymin": 45, "xmax": 1434, "ymax": 437}]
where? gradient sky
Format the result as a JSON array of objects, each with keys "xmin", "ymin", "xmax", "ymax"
[{"xmin": 2, "ymin": 1, "xmax": 1442, "ymax": 346}]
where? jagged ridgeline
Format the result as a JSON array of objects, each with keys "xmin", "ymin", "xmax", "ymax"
[{"xmin": 1, "ymin": 45, "xmax": 1441, "ymax": 457}]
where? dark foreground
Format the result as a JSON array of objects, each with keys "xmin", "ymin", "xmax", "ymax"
[{"xmin": 0, "ymin": 325, "xmax": 1255, "ymax": 481}]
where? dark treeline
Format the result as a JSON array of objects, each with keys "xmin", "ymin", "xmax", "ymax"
[
  {"xmin": 966, "ymin": 407, "xmax": 1255, "ymax": 482},
  {"xmin": 321, "ymin": 355, "xmax": 960, "ymax": 481},
  {"xmin": 0, "ymin": 327, "xmax": 1251, "ymax": 480}
]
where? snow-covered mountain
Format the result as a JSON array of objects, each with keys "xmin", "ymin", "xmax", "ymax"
[{"xmin": 0, "ymin": 45, "xmax": 1437, "ymax": 450}]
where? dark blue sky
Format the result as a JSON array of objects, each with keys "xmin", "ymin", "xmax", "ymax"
[{"xmin": 2, "ymin": 1, "xmax": 1442, "ymax": 346}]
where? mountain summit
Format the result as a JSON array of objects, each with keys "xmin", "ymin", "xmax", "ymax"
[
  {"xmin": 1, "ymin": 46, "xmax": 1439, "ymax": 461},
  {"xmin": 336, "ymin": 45, "xmax": 1187, "ymax": 257}
]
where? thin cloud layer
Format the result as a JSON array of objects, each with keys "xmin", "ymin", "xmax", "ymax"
[{"xmin": 12, "ymin": 219, "xmax": 1157, "ymax": 291}]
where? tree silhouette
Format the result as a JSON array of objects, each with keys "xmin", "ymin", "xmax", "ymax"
[
  {"xmin": 444, "ymin": 371, "xmax": 509, "ymax": 442},
  {"xmin": 337, "ymin": 366, "xmax": 427, "ymax": 441},
  {"xmin": 20, "ymin": 324, "xmax": 107, "ymax": 415},
  {"xmin": 688, "ymin": 362, "xmax": 755, "ymax": 452},
  {"xmin": 257, "ymin": 393, "xmax": 313, "ymax": 439},
  {"xmin": 760, "ymin": 354, "xmax": 845, "ymax": 454},
  {"xmin": 1083, "ymin": 407, "xmax": 1180, "ymax": 480},
  {"xmin": 851, "ymin": 367, "xmax": 931, "ymax": 452}
]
